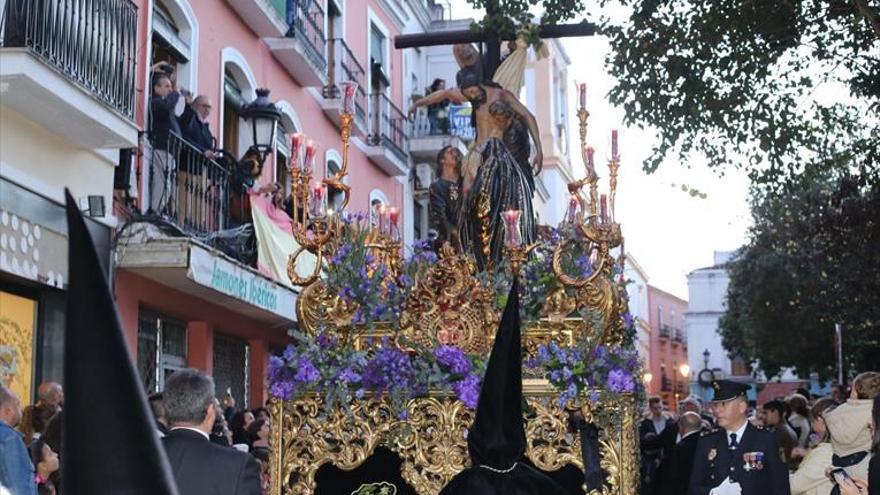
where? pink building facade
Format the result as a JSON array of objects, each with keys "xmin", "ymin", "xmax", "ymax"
[
  {"xmin": 646, "ymin": 285, "xmax": 689, "ymax": 411},
  {"xmin": 110, "ymin": 0, "xmax": 452, "ymax": 406}
]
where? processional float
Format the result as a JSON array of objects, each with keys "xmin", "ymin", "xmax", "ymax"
[{"xmin": 268, "ymin": 81, "xmax": 641, "ymax": 495}]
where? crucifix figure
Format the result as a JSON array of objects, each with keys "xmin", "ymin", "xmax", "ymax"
[{"xmin": 397, "ymin": 5, "xmax": 597, "ymax": 270}]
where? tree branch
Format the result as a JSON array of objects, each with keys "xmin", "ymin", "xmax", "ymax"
[{"xmin": 852, "ymin": 0, "xmax": 880, "ymax": 40}]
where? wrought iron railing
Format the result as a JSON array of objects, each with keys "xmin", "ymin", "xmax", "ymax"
[
  {"xmin": 286, "ymin": 0, "xmax": 326, "ymax": 73},
  {"xmin": 1, "ymin": 0, "xmax": 138, "ymax": 119},
  {"xmin": 148, "ymin": 132, "xmax": 232, "ymax": 236},
  {"xmin": 324, "ymin": 38, "xmax": 367, "ymax": 126},
  {"xmin": 368, "ymin": 93, "xmax": 409, "ymax": 160},
  {"xmin": 659, "ymin": 324, "xmax": 671, "ymax": 339},
  {"xmin": 672, "ymin": 328, "xmax": 683, "ymax": 343}
]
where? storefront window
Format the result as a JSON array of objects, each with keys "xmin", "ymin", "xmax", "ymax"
[{"xmin": 137, "ymin": 308, "xmax": 187, "ymax": 392}]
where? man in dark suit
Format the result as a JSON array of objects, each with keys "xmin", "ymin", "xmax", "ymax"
[
  {"xmin": 689, "ymin": 380, "xmax": 790, "ymax": 495},
  {"xmin": 640, "ymin": 396, "xmax": 676, "ymax": 494},
  {"xmin": 162, "ymin": 369, "xmax": 261, "ymax": 495},
  {"xmin": 656, "ymin": 411, "xmax": 702, "ymax": 495}
]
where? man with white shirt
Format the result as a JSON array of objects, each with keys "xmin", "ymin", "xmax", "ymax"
[
  {"xmin": 689, "ymin": 380, "xmax": 790, "ymax": 495},
  {"xmin": 162, "ymin": 369, "xmax": 261, "ymax": 495}
]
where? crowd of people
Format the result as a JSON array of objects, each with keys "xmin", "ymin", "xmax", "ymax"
[
  {"xmin": 640, "ymin": 372, "xmax": 880, "ymax": 495},
  {"xmin": 0, "ymin": 371, "xmax": 271, "ymax": 495}
]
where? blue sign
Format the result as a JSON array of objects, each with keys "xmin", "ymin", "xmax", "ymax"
[{"xmin": 448, "ymin": 105, "xmax": 476, "ymax": 140}]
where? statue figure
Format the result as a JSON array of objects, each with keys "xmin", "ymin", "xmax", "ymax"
[
  {"xmin": 410, "ymin": 43, "xmax": 543, "ymax": 270},
  {"xmin": 428, "ymin": 145, "xmax": 463, "ymax": 250}
]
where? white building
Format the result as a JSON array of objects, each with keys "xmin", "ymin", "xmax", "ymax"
[
  {"xmin": 685, "ymin": 251, "xmax": 751, "ymax": 400},
  {"xmin": 624, "ymin": 254, "xmax": 651, "ymax": 365}
]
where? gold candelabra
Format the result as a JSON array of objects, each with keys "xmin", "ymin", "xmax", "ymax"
[{"xmin": 286, "ymin": 84, "xmax": 358, "ymax": 287}]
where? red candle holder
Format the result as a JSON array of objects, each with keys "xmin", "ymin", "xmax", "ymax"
[
  {"xmin": 289, "ymin": 133, "xmax": 304, "ymax": 171},
  {"xmin": 303, "ymin": 140, "xmax": 317, "ymax": 174},
  {"xmin": 341, "ymin": 81, "xmax": 358, "ymax": 116},
  {"xmin": 501, "ymin": 209, "xmax": 523, "ymax": 248},
  {"xmin": 308, "ymin": 182, "xmax": 327, "ymax": 219}
]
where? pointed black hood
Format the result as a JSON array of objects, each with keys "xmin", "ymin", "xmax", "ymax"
[
  {"xmin": 439, "ymin": 278, "xmax": 568, "ymax": 495},
  {"xmin": 62, "ymin": 190, "xmax": 179, "ymax": 494},
  {"xmin": 467, "ymin": 277, "xmax": 526, "ymax": 468}
]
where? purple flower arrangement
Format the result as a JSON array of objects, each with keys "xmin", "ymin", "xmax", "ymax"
[
  {"xmin": 528, "ymin": 341, "xmax": 641, "ymax": 407},
  {"xmin": 268, "ymin": 334, "xmax": 487, "ymax": 414}
]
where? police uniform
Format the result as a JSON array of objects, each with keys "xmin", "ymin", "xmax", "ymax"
[{"xmin": 688, "ymin": 381, "xmax": 790, "ymax": 495}]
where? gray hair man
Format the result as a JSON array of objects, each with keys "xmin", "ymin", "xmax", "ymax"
[{"xmin": 161, "ymin": 369, "xmax": 261, "ymax": 495}]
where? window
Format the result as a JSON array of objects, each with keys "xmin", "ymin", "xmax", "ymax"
[
  {"xmin": 213, "ymin": 333, "xmax": 249, "ymax": 409},
  {"xmin": 137, "ymin": 309, "xmax": 187, "ymax": 392},
  {"xmin": 223, "ymin": 71, "xmax": 245, "ymax": 157},
  {"xmin": 413, "ymin": 201, "xmax": 425, "ymax": 240},
  {"xmin": 275, "ymin": 134, "xmax": 290, "ymax": 191},
  {"xmin": 326, "ymin": 160, "xmax": 344, "ymax": 211},
  {"xmin": 370, "ymin": 25, "xmax": 385, "ymax": 67}
]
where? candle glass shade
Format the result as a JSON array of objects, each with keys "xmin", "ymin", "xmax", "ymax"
[
  {"xmin": 501, "ymin": 210, "xmax": 523, "ymax": 248},
  {"xmin": 290, "ymin": 133, "xmax": 304, "ymax": 171},
  {"xmin": 303, "ymin": 142, "xmax": 317, "ymax": 174},
  {"xmin": 565, "ymin": 196, "xmax": 579, "ymax": 225},
  {"xmin": 308, "ymin": 183, "xmax": 327, "ymax": 219},
  {"xmin": 578, "ymin": 83, "xmax": 587, "ymax": 109},
  {"xmin": 378, "ymin": 206, "xmax": 389, "ymax": 236},
  {"xmin": 388, "ymin": 206, "xmax": 400, "ymax": 241},
  {"xmin": 341, "ymin": 81, "xmax": 358, "ymax": 116},
  {"xmin": 611, "ymin": 129, "xmax": 619, "ymax": 160}
]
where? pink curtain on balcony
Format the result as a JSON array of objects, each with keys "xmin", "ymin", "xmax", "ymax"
[{"xmin": 249, "ymin": 193, "xmax": 316, "ymax": 289}]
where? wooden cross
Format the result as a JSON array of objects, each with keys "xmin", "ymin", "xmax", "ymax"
[{"xmin": 394, "ymin": 2, "xmax": 597, "ymax": 80}]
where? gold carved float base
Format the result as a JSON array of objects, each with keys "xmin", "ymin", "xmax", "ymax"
[{"xmin": 268, "ymin": 383, "xmax": 638, "ymax": 495}]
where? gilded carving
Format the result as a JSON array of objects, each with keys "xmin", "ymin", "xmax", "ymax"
[{"xmin": 269, "ymin": 390, "xmax": 640, "ymax": 495}]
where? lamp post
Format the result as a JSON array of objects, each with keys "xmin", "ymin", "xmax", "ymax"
[
  {"xmin": 697, "ymin": 348, "xmax": 715, "ymax": 401},
  {"xmin": 240, "ymin": 88, "xmax": 282, "ymax": 167}
]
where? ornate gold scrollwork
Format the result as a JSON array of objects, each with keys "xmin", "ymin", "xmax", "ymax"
[
  {"xmin": 269, "ymin": 390, "xmax": 640, "ymax": 495},
  {"xmin": 397, "ymin": 247, "xmax": 498, "ymax": 354}
]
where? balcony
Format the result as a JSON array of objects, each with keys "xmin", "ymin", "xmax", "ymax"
[
  {"xmin": 318, "ymin": 38, "xmax": 367, "ymax": 134},
  {"xmin": 0, "ymin": 0, "xmax": 139, "ymax": 148},
  {"xmin": 265, "ymin": 0, "xmax": 327, "ymax": 87},
  {"xmin": 364, "ymin": 93, "xmax": 409, "ymax": 176},
  {"xmin": 146, "ymin": 132, "xmax": 239, "ymax": 237},
  {"xmin": 659, "ymin": 324, "xmax": 671, "ymax": 340},
  {"xmin": 227, "ymin": 0, "xmax": 287, "ymax": 37},
  {"xmin": 672, "ymin": 327, "xmax": 683, "ymax": 344},
  {"xmin": 408, "ymin": 109, "xmax": 471, "ymax": 163}
]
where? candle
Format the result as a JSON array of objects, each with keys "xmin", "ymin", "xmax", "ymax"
[
  {"xmin": 611, "ymin": 129, "xmax": 619, "ymax": 159},
  {"xmin": 289, "ymin": 133, "xmax": 304, "ymax": 171},
  {"xmin": 500, "ymin": 209, "xmax": 523, "ymax": 248},
  {"xmin": 599, "ymin": 194, "xmax": 608, "ymax": 224},
  {"xmin": 578, "ymin": 83, "xmax": 586, "ymax": 108},
  {"xmin": 341, "ymin": 81, "xmax": 358, "ymax": 116},
  {"xmin": 388, "ymin": 206, "xmax": 400, "ymax": 241},
  {"xmin": 586, "ymin": 146, "xmax": 595, "ymax": 171},
  {"xmin": 308, "ymin": 181, "xmax": 326, "ymax": 219},
  {"xmin": 378, "ymin": 205, "xmax": 389, "ymax": 235},
  {"xmin": 566, "ymin": 195, "xmax": 579, "ymax": 225},
  {"xmin": 303, "ymin": 140, "xmax": 317, "ymax": 174}
]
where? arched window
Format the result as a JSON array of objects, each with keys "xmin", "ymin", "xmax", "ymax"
[
  {"xmin": 273, "ymin": 101, "xmax": 302, "ymax": 191},
  {"xmin": 150, "ymin": 0, "xmax": 198, "ymax": 93},
  {"xmin": 219, "ymin": 47, "xmax": 258, "ymax": 155},
  {"xmin": 369, "ymin": 188, "xmax": 389, "ymax": 227}
]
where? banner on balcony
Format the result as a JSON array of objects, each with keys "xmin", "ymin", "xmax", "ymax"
[
  {"xmin": 187, "ymin": 244, "xmax": 297, "ymax": 321},
  {"xmin": 449, "ymin": 105, "xmax": 476, "ymax": 140},
  {"xmin": 249, "ymin": 192, "xmax": 317, "ymax": 290}
]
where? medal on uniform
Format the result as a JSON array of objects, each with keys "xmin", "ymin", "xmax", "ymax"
[
  {"xmin": 708, "ymin": 448, "xmax": 716, "ymax": 461},
  {"xmin": 743, "ymin": 452, "xmax": 753, "ymax": 471}
]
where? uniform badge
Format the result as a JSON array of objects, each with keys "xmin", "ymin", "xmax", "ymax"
[
  {"xmin": 743, "ymin": 452, "xmax": 764, "ymax": 471},
  {"xmin": 708, "ymin": 448, "xmax": 717, "ymax": 461}
]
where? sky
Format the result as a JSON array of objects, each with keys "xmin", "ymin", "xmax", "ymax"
[{"xmin": 447, "ymin": 1, "xmax": 752, "ymax": 299}]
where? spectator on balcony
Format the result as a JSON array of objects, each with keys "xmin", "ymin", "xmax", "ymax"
[
  {"xmin": 178, "ymin": 94, "xmax": 217, "ymax": 227},
  {"xmin": 426, "ymin": 79, "xmax": 451, "ymax": 134},
  {"xmin": 148, "ymin": 65, "xmax": 182, "ymax": 213},
  {"xmin": 429, "ymin": 146, "xmax": 463, "ymax": 250}
]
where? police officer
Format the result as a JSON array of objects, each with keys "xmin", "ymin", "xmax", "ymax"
[{"xmin": 688, "ymin": 380, "xmax": 790, "ymax": 495}]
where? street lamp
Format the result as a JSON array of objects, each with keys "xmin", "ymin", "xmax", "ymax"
[
  {"xmin": 240, "ymin": 88, "xmax": 282, "ymax": 166},
  {"xmin": 702, "ymin": 348, "xmax": 710, "ymax": 369},
  {"xmin": 679, "ymin": 363, "xmax": 691, "ymax": 379}
]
